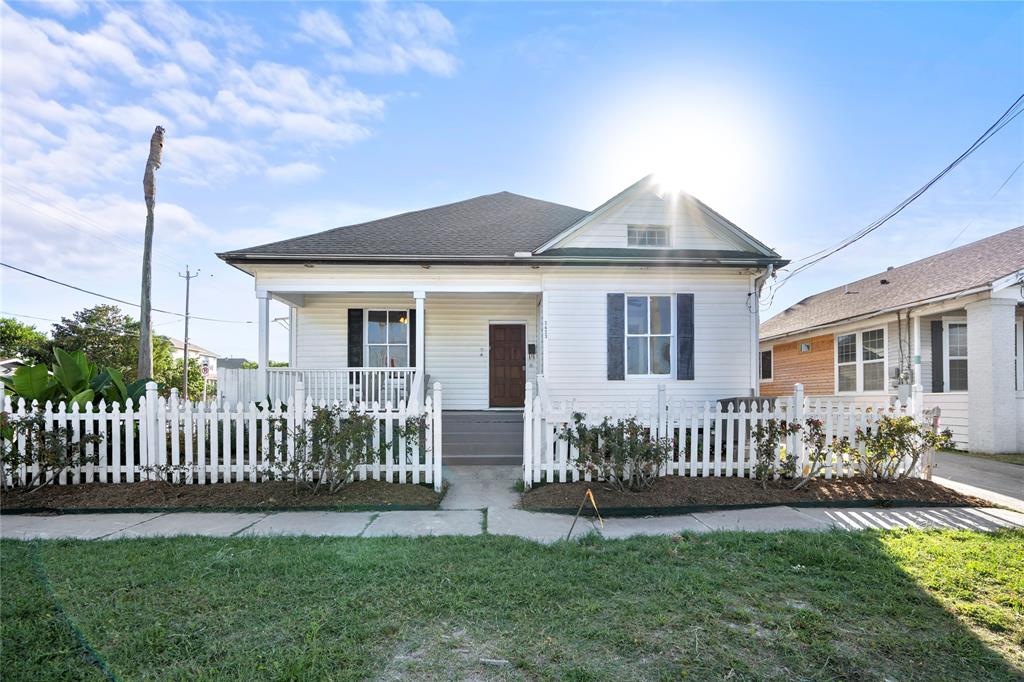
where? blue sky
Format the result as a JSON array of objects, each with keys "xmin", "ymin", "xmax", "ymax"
[{"xmin": 2, "ymin": 1, "xmax": 1022, "ymax": 361}]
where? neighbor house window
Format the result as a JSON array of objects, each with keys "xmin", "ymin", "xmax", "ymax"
[
  {"xmin": 626, "ymin": 295, "xmax": 672, "ymax": 376},
  {"xmin": 946, "ymin": 322, "xmax": 968, "ymax": 391},
  {"xmin": 627, "ymin": 225, "xmax": 670, "ymax": 247},
  {"xmin": 760, "ymin": 349, "xmax": 773, "ymax": 381},
  {"xmin": 836, "ymin": 328, "xmax": 886, "ymax": 392},
  {"xmin": 366, "ymin": 310, "xmax": 409, "ymax": 368}
]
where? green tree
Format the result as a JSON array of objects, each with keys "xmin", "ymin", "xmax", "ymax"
[
  {"xmin": 169, "ymin": 357, "xmax": 208, "ymax": 398},
  {"xmin": 0, "ymin": 318, "xmax": 48, "ymax": 362},
  {"xmin": 45, "ymin": 305, "xmax": 174, "ymax": 384}
]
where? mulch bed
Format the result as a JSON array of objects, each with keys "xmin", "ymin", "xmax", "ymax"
[
  {"xmin": 522, "ymin": 476, "xmax": 989, "ymax": 515},
  {"xmin": 0, "ymin": 480, "xmax": 441, "ymax": 513}
]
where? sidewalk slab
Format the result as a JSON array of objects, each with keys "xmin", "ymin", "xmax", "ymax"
[
  {"xmin": 598, "ymin": 514, "xmax": 709, "ymax": 539},
  {"xmin": 487, "ymin": 507, "xmax": 597, "ymax": 543},
  {"xmin": 0, "ymin": 513, "xmax": 164, "ymax": 540},
  {"xmin": 105, "ymin": 512, "xmax": 267, "ymax": 539},
  {"xmin": 799, "ymin": 506, "xmax": 1024, "ymax": 532},
  {"xmin": 240, "ymin": 511, "xmax": 375, "ymax": 537},
  {"xmin": 694, "ymin": 506, "xmax": 829, "ymax": 532},
  {"xmin": 441, "ymin": 466, "xmax": 520, "ymax": 510},
  {"xmin": 362, "ymin": 510, "xmax": 483, "ymax": 537}
]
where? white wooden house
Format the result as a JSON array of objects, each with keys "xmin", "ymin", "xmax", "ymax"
[{"xmin": 217, "ymin": 177, "xmax": 786, "ymax": 459}]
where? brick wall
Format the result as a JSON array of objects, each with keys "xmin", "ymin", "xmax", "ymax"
[{"xmin": 759, "ymin": 333, "xmax": 835, "ymax": 397}]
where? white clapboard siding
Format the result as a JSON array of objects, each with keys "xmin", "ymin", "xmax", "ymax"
[
  {"xmin": 556, "ymin": 189, "xmax": 752, "ymax": 252},
  {"xmin": 1, "ymin": 382, "xmax": 443, "ymax": 492},
  {"xmin": 523, "ymin": 382, "xmax": 925, "ymax": 488}
]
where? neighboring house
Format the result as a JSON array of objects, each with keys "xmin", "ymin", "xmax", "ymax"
[
  {"xmin": 0, "ymin": 358, "xmax": 26, "ymax": 377},
  {"xmin": 168, "ymin": 337, "xmax": 220, "ymax": 379},
  {"xmin": 759, "ymin": 226, "xmax": 1024, "ymax": 454},
  {"xmin": 216, "ymin": 176, "xmax": 787, "ymax": 420}
]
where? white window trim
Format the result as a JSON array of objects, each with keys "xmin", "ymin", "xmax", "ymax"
[
  {"xmin": 942, "ymin": 317, "xmax": 968, "ymax": 393},
  {"xmin": 626, "ymin": 224, "xmax": 672, "ymax": 249},
  {"xmin": 834, "ymin": 326, "xmax": 888, "ymax": 394},
  {"xmin": 1016, "ymin": 316, "xmax": 1024, "ymax": 392},
  {"xmin": 759, "ymin": 348, "xmax": 773, "ymax": 382},
  {"xmin": 364, "ymin": 308, "xmax": 411, "ymax": 369},
  {"xmin": 625, "ymin": 293, "xmax": 675, "ymax": 379}
]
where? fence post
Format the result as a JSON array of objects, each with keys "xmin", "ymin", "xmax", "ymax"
[
  {"xmin": 656, "ymin": 383, "xmax": 667, "ymax": 440},
  {"xmin": 911, "ymin": 383, "xmax": 924, "ymax": 421},
  {"xmin": 523, "ymin": 382, "xmax": 534, "ymax": 490},
  {"xmin": 144, "ymin": 381, "xmax": 158, "ymax": 481},
  {"xmin": 793, "ymin": 383, "xmax": 805, "ymax": 475},
  {"xmin": 431, "ymin": 383, "xmax": 443, "ymax": 492}
]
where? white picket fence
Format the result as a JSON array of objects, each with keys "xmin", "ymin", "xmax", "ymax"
[
  {"xmin": 522, "ymin": 381, "xmax": 930, "ymax": 488},
  {"xmin": 2, "ymin": 381, "xmax": 444, "ymax": 492}
]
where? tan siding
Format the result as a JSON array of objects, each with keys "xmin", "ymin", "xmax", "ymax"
[{"xmin": 759, "ymin": 334, "xmax": 835, "ymax": 397}]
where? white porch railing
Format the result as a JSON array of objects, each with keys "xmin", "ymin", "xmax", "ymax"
[{"xmin": 218, "ymin": 368, "xmax": 415, "ymax": 407}]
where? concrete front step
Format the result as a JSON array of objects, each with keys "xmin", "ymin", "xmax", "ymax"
[{"xmin": 443, "ymin": 411, "xmax": 523, "ymax": 465}]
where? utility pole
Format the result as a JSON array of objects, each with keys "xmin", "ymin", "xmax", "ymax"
[
  {"xmin": 179, "ymin": 266, "xmax": 199, "ymax": 400},
  {"xmin": 138, "ymin": 125, "xmax": 165, "ymax": 380}
]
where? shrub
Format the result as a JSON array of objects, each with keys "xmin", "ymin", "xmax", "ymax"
[
  {"xmin": 266, "ymin": 405, "xmax": 421, "ymax": 494},
  {"xmin": 856, "ymin": 416, "xmax": 952, "ymax": 480},
  {"xmin": 0, "ymin": 412, "xmax": 104, "ymax": 491},
  {"xmin": 792, "ymin": 417, "xmax": 852, "ymax": 490},
  {"xmin": 558, "ymin": 412, "xmax": 673, "ymax": 492},
  {"xmin": 751, "ymin": 418, "xmax": 801, "ymax": 489}
]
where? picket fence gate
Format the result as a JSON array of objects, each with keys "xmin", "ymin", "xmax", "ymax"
[
  {"xmin": 2, "ymin": 381, "xmax": 443, "ymax": 492},
  {"xmin": 522, "ymin": 381, "xmax": 931, "ymax": 488}
]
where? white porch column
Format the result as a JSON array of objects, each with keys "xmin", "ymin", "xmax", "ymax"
[
  {"xmin": 414, "ymin": 291, "xmax": 425, "ymax": 378},
  {"xmin": 965, "ymin": 297, "xmax": 1018, "ymax": 453},
  {"xmin": 257, "ymin": 291, "xmax": 270, "ymax": 399},
  {"xmin": 911, "ymin": 312, "xmax": 922, "ymax": 389}
]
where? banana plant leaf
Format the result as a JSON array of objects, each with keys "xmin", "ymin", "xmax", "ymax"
[
  {"xmin": 126, "ymin": 379, "xmax": 150, "ymax": 402},
  {"xmin": 8, "ymin": 364, "xmax": 58, "ymax": 402},
  {"xmin": 52, "ymin": 348, "xmax": 91, "ymax": 395},
  {"xmin": 68, "ymin": 388, "xmax": 95, "ymax": 410}
]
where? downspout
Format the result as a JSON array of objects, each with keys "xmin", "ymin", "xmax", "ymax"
[{"xmin": 751, "ymin": 265, "xmax": 774, "ymax": 396}]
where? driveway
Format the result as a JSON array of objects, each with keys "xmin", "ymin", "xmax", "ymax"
[{"xmin": 933, "ymin": 452, "xmax": 1024, "ymax": 512}]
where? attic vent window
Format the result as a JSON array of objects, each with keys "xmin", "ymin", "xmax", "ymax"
[{"xmin": 628, "ymin": 225, "xmax": 670, "ymax": 248}]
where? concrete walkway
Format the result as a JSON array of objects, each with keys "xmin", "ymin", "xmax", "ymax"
[
  {"xmin": 4, "ymin": 465, "xmax": 1023, "ymax": 542},
  {"xmin": 933, "ymin": 452, "xmax": 1024, "ymax": 513}
]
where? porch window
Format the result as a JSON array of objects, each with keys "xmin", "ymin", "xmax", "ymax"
[
  {"xmin": 366, "ymin": 310, "xmax": 409, "ymax": 368},
  {"xmin": 836, "ymin": 327, "xmax": 886, "ymax": 393},
  {"xmin": 627, "ymin": 225, "xmax": 670, "ymax": 248},
  {"xmin": 946, "ymin": 322, "xmax": 968, "ymax": 391},
  {"xmin": 626, "ymin": 295, "xmax": 672, "ymax": 376}
]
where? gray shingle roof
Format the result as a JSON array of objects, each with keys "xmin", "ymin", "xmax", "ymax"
[
  {"xmin": 761, "ymin": 226, "xmax": 1024, "ymax": 339},
  {"xmin": 219, "ymin": 192, "xmax": 588, "ymax": 260}
]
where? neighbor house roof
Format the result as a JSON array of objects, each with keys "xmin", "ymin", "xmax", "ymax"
[
  {"xmin": 168, "ymin": 337, "xmax": 220, "ymax": 358},
  {"xmin": 218, "ymin": 184, "xmax": 787, "ymax": 267},
  {"xmin": 761, "ymin": 226, "xmax": 1024, "ymax": 340}
]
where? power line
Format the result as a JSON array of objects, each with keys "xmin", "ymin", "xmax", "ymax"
[
  {"xmin": 0, "ymin": 262, "xmax": 253, "ymax": 324},
  {"xmin": 775, "ymin": 92, "xmax": 1024, "ymax": 289}
]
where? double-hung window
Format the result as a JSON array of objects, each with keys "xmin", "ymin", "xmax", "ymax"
[
  {"xmin": 626, "ymin": 295, "xmax": 672, "ymax": 376},
  {"xmin": 627, "ymin": 225, "xmax": 670, "ymax": 247},
  {"xmin": 836, "ymin": 327, "xmax": 886, "ymax": 392},
  {"xmin": 946, "ymin": 322, "xmax": 968, "ymax": 391},
  {"xmin": 366, "ymin": 310, "xmax": 409, "ymax": 368}
]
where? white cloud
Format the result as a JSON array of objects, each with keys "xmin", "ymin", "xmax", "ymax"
[
  {"xmin": 328, "ymin": 2, "xmax": 458, "ymax": 77},
  {"xmin": 265, "ymin": 161, "xmax": 324, "ymax": 184},
  {"xmin": 296, "ymin": 9, "xmax": 351, "ymax": 48},
  {"xmin": 177, "ymin": 39, "xmax": 216, "ymax": 70},
  {"xmin": 35, "ymin": 0, "xmax": 86, "ymax": 19}
]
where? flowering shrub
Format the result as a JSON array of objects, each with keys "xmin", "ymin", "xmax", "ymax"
[
  {"xmin": 792, "ymin": 417, "xmax": 853, "ymax": 490},
  {"xmin": 856, "ymin": 416, "xmax": 952, "ymax": 480},
  {"xmin": 558, "ymin": 412, "xmax": 674, "ymax": 492}
]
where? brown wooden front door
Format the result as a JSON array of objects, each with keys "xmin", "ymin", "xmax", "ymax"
[{"xmin": 489, "ymin": 324, "xmax": 526, "ymax": 408}]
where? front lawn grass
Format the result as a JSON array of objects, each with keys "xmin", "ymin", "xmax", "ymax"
[{"xmin": 3, "ymin": 530, "xmax": 1022, "ymax": 681}]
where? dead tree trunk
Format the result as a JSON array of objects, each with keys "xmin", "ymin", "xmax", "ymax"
[{"xmin": 138, "ymin": 125, "xmax": 165, "ymax": 381}]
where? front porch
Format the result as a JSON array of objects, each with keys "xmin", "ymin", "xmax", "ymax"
[{"xmin": 219, "ymin": 289, "xmax": 542, "ymax": 412}]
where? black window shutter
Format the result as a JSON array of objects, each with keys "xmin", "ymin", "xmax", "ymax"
[
  {"xmin": 930, "ymin": 320, "xmax": 943, "ymax": 393},
  {"xmin": 408, "ymin": 309, "xmax": 417, "ymax": 367},
  {"xmin": 607, "ymin": 294, "xmax": 625, "ymax": 380},
  {"xmin": 677, "ymin": 293, "xmax": 695, "ymax": 380},
  {"xmin": 348, "ymin": 309, "xmax": 364, "ymax": 368}
]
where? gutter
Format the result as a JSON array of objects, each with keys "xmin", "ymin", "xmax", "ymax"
[{"xmin": 761, "ymin": 283, "xmax": 994, "ymax": 342}]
